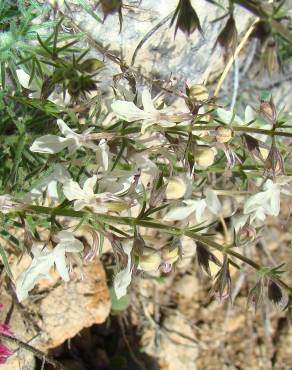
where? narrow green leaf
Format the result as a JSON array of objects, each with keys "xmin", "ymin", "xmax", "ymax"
[
  {"xmin": 0, "ymin": 243, "xmax": 13, "ymax": 280},
  {"xmin": 77, "ymin": 0, "xmax": 103, "ymax": 23},
  {"xmin": 9, "ymin": 96, "xmax": 63, "ymax": 117}
]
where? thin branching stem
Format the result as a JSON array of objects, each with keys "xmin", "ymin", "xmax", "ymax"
[
  {"xmin": 0, "ymin": 333, "xmax": 67, "ymax": 370},
  {"xmin": 25, "ymin": 206, "xmax": 292, "ymax": 294},
  {"xmin": 186, "ymin": 125, "xmax": 292, "ymax": 138}
]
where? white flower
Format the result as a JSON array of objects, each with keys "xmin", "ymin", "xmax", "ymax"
[
  {"xmin": 113, "ymin": 242, "xmax": 133, "ymax": 299},
  {"xmin": 244, "ymin": 178, "xmax": 292, "ymax": 221},
  {"xmin": 16, "ymin": 68, "xmax": 41, "ymax": 98},
  {"xmin": 16, "ymin": 68, "xmax": 71, "ymax": 105},
  {"xmin": 63, "ymin": 175, "xmax": 131, "ymax": 213},
  {"xmin": 164, "ymin": 188, "xmax": 221, "ymax": 223},
  {"xmin": 30, "ymin": 119, "xmax": 98, "ymax": 154},
  {"xmin": 111, "ymin": 88, "xmax": 190, "ymax": 134},
  {"xmin": 216, "ymin": 106, "xmax": 272, "ymax": 141},
  {"xmin": 216, "ymin": 106, "xmax": 253, "ymax": 126},
  {"xmin": 16, "ymin": 231, "xmax": 83, "ymax": 301},
  {"xmin": 25, "ymin": 164, "xmax": 70, "ymax": 203}
]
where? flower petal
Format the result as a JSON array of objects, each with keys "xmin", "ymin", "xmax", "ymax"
[
  {"xmin": 83, "ymin": 175, "xmax": 98, "ymax": 195},
  {"xmin": 57, "ymin": 119, "xmax": 79, "ymax": 139},
  {"xmin": 164, "ymin": 201, "xmax": 197, "ymax": 221},
  {"xmin": 63, "ymin": 180, "xmax": 85, "ymax": 201},
  {"xmin": 96, "ymin": 139, "xmax": 109, "ymax": 171},
  {"xmin": 30, "ymin": 135, "xmax": 71, "ymax": 154},
  {"xmin": 16, "ymin": 251, "xmax": 54, "ymax": 301},
  {"xmin": 165, "ymin": 176, "xmax": 187, "ymax": 200},
  {"xmin": 245, "ymin": 105, "xmax": 255, "ymax": 123},
  {"xmin": 113, "ymin": 243, "xmax": 133, "ymax": 299},
  {"xmin": 74, "ymin": 199, "xmax": 89, "ymax": 211},
  {"xmin": 53, "ymin": 246, "xmax": 70, "ymax": 281},
  {"xmin": 111, "ymin": 100, "xmax": 150, "ymax": 122},
  {"xmin": 141, "ymin": 88, "xmax": 156, "ymax": 113},
  {"xmin": 205, "ymin": 188, "xmax": 221, "ymax": 214}
]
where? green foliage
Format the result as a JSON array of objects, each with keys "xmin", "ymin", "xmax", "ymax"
[
  {"xmin": 110, "ymin": 288, "xmax": 130, "ymax": 312},
  {"xmin": 0, "ymin": 0, "xmax": 291, "ymax": 313}
]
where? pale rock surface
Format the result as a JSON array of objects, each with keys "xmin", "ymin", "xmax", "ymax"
[
  {"xmin": 67, "ymin": 0, "xmax": 252, "ymax": 85},
  {"xmin": 173, "ymin": 274, "xmax": 200, "ymax": 299},
  {"xmin": 38, "ymin": 260, "xmax": 111, "ymax": 349},
  {"xmin": 0, "ymin": 292, "xmax": 36, "ymax": 370},
  {"xmin": 159, "ymin": 314, "xmax": 198, "ymax": 370}
]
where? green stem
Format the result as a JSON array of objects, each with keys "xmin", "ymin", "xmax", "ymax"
[
  {"xmin": 185, "ymin": 232, "xmax": 292, "ymax": 293},
  {"xmin": 178, "ymin": 125, "xmax": 292, "ymax": 138},
  {"xmin": 25, "ymin": 205, "xmax": 291, "ymax": 293}
]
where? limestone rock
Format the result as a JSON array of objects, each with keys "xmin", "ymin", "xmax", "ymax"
[
  {"xmin": 38, "ymin": 259, "xmax": 111, "ymax": 349},
  {"xmin": 159, "ymin": 314, "xmax": 198, "ymax": 370},
  {"xmin": 0, "ymin": 292, "xmax": 36, "ymax": 370},
  {"xmin": 68, "ymin": 0, "xmax": 252, "ymax": 85}
]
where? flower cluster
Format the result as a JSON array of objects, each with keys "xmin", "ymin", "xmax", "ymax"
[{"xmin": 1, "ymin": 48, "xmax": 291, "ymax": 310}]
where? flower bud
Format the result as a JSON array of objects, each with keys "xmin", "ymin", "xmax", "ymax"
[
  {"xmin": 237, "ymin": 223, "xmax": 256, "ymax": 245},
  {"xmin": 139, "ymin": 249, "xmax": 161, "ymax": 272},
  {"xmin": 267, "ymin": 280, "xmax": 288, "ymax": 308},
  {"xmin": 100, "ymin": 193, "xmax": 134, "ymax": 213},
  {"xmin": 165, "ymin": 176, "xmax": 187, "ymax": 200},
  {"xmin": 186, "ymin": 84, "xmax": 209, "ymax": 102},
  {"xmin": 100, "ymin": 0, "xmax": 122, "ymax": 16},
  {"xmin": 259, "ymin": 99, "xmax": 276, "ymax": 123},
  {"xmin": 215, "ymin": 14, "xmax": 238, "ymax": 56},
  {"xmin": 264, "ymin": 38, "xmax": 280, "ymax": 77},
  {"xmin": 160, "ymin": 262, "xmax": 172, "ymax": 273},
  {"xmin": 215, "ymin": 126, "xmax": 233, "ymax": 143},
  {"xmin": 170, "ymin": 0, "xmax": 202, "ymax": 37},
  {"xmin": 264, "ymin": 143, "xmax": 284, "ymax": 177},
  {"xmin": 259, "ymin": 147, "xmax": 269, "ymax": 161},
  {"xmin": 133, "ymin": 232, "xmax": 145, "ymax": 257},
  {"xmin": 243, "ymin": 134, "xmax": 269, "ymax": 163},
  {"xmin": 194, "ymin": 146, "xmax": 215, "ymax": 167},
  {"xmin": 162, "ymin": 245, "xmax": 179, "ymax": 264},
  {"xmin": 78, "ymin": 59, "xmax": 105, "ymax": 73}
]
